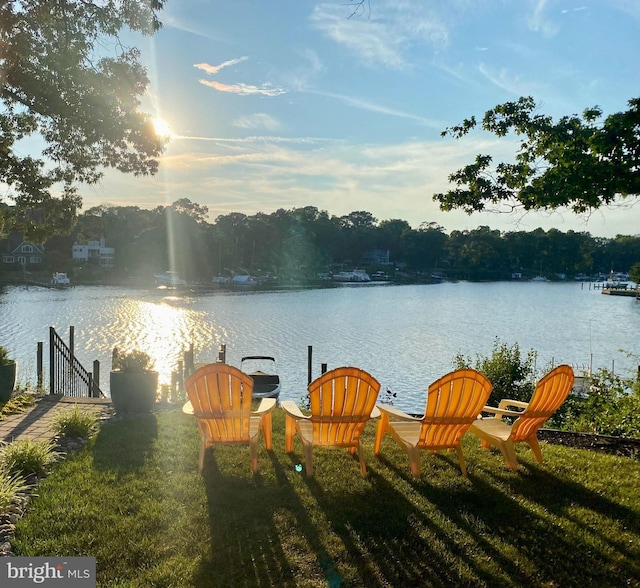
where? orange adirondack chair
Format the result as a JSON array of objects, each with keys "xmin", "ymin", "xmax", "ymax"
[
  {"xmin": 281, "ymin": 367, "xmax": 381, "ymax": 476},
  {"xmin": 468, "ymin": 364, "xmax": 575, "ymax": 469},
  {"xmin": 183, "ymin": 363, "xmax": 276, "ymax": 472},
  {"xmin": 374, "ymin": 369, "xmax": 493, "ymax": 477}
]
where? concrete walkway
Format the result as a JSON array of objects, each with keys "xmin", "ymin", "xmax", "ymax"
[{"xmin": 0, "ymin": 395, "xmax": 114, "ymax": 443}]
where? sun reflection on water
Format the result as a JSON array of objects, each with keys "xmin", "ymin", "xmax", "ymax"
[{"xmin": 108, "ymin": 297, "xmax": 226, "ymax": 387}]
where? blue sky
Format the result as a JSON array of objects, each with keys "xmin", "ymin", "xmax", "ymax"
[{"xmin": 87, "ymin": 0, "xmax": 639, "ymax": 237}]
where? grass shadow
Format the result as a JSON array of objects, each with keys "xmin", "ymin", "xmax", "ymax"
[
  {"xmin": 191, "ymin": 446, "xmax": 346, "ymax": 587},
  {"xmin": 92, "ymin": 413, "xmax": 158, "ymax": 474}
]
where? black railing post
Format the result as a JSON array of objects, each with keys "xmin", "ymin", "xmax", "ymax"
[
  {"xmin": 69, "ymin": 325, "xmax": 75, "ymax": 356},
  {"xmin": 37, "ymin": 341, "xmax": 43, "ymax": 390},
  {"xmin": 49, "ymin": 326, "xmax": 55, "ymax": 395},
  {"xmin": 93, "ymin": 360, "xmax": 100, "ymax": 397},
  {"xmin": 308, "ymin": 345, "xmax": 313, "ymax": 385}
]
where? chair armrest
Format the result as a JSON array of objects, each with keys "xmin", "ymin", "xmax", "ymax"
[
  {"xmin": 479, "ymin": 405, "xmax": 523, "ymax": 418},
  {"xmin": 280, "ymin": 400, "xmax": 309, "ymax": 420},
  {"xmin": 498, "ymin": 398, "xmax": 529, "ymax": 411},
  {"xmin": 182, "ymin": 401, "xmax": 194, "ymax": 415},
  {"xmin": 376, "ymin": 403, "xmax": 421, "ymax": 422},
  {"xmin": 253, "ymin": 397, "xmax": 277, "ymax": 415},
  {"xmin": 370, "ymin": 406, "xmax": 381, "ymax": 419}
]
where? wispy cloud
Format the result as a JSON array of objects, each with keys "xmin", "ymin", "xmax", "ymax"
[
  {"xmin": 198, "ymin": 79, "xmax": 285, "ymax": 96},
  {"xmin": 141, "ymin": 134, "xmax": 519, "ymax": 230},
  {"xmin": 195, "ymin": 57, "xmax": 286, "ymax": 96},
  {"xmin": 477, "ymin": 62, "xmax": 541, "ymax": 97},
  {"xmin": 285, "ymin": 49, "xmax": 327, "ymax": 92},
  {"xmin": 171, "ymin": 135, "xmax": 330, "ymax": 145},
  {"xmin": 194, "ymin": 57, "xmax": 248, "ymax": 75},
  {"xmin": 310, "ymin": 2, "xmax": 448, "ymax": 69},
  {"xmin": 233, "ymin": 113, "xmax": 283, "ymax": 131},
  {"xmin": 304, "ymin": 89, "xmax": 444, "ymax": 128},
  {"xmin": 528, "ymin": 0, "xmax": 559, "ymax": 36},
  {"xmin": 161, "ymin": 13, "xmax": 224, "ymax": 41}
]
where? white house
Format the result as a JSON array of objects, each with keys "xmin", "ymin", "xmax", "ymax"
[{"xmin": 72, "ymin": 237, "xmax": 115, "ymax": 268}]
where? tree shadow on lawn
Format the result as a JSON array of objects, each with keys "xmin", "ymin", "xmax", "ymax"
[
  {"xmin": 301, "ymin": 451, "xmax": 534, "ymax": 588},
  {"xmin": 507, "ymin": 460, "xmax": 640, "ymax": 578},
  {"xmin": 191, "ymin": 448, "xmax": 338, "ymax": 588},
  {"xmin": 302, "ymin": 447, "xmax": 640, "ymax": 587},
  {"xmin": 92, "ymin": 413, "xmax": 158, "ymax": 474}
]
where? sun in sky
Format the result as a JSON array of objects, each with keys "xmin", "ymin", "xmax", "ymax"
[{"xmin": 153, "ymin": 117, "xmax": 173, "ymax": 138}]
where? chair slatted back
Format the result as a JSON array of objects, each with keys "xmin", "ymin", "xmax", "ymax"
[
  {"xmin": 308, "ymin": 367, "xmax": 381, "ymax": 447},
  {"xmin": 419, "ymin": 369, "xmax": 493, "ymax": 447},
  {"xmin": 185, "ymin": 363, "xmax": 255, "ymax": 443},
  {"xmin": 511, "ymin": 364, "xmax": 574, "ymax": 442}
]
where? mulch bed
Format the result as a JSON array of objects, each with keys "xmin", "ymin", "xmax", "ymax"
[{"xmin": 538, "ymin": 429, "xmax": 640, "ymax": 459}]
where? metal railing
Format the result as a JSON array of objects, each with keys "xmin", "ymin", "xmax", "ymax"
[{"xmin": 49, "ymin": 326, "xmax": 103, "ymax": 397}]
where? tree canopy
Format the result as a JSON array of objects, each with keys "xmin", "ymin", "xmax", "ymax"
[
  {"xmin": 434, "ymin": 96, "xmax": 640, "ymax": 215},
  {"xmin": 55, "ymin": 201, "xmax": 639, "ymax": 285},
  {"xmin": 0, "ymin": 0, "xmax": 167, "ymax": 242}
]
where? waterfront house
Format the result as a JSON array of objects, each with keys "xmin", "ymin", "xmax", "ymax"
[
  {"xmin": 72, "ymin": 237, "xmax": 115, "ymax": 268},
  {"xmin": 1, "ymin": 235, "xmax": 44, "ymax": 269}
]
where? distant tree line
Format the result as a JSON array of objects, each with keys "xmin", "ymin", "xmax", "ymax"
[{"xmin": 16, "ymin": 198, "xmax": 635, "ymax": 285}]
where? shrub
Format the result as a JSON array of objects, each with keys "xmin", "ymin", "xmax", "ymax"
[
  {"xmin": 0, "ymin": 439, "xmax": 60, "ymax": 478},
  {"xmin": 454, "ymin": 338, "xmax": 537, "ymax": 406},
  {"xmin": 112, "ymin": 348, "xmax": 154, "ymax": 373},
  {"xmin": 51, "ymin": 405, "xmax": 98, "ymax": 439},
  {"xmin": 559, "ymin": 369, "xmax": 640, "ymax": 438},
  {"xmin": 0, "ymin": 345, "xmax": 13, "ymax": 366},
  {"xmin": 0, "ymin": 465, "xmax": 28, "ymax": 513},
  {"xmin": 0, "ymin": 393, "xmax": 36, "ymax": 418}
]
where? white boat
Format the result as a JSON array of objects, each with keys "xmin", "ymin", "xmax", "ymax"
[
  {"xmin": 231, "ymin": 274, "xmax": 258, "ymax": 287},
  {"xmin": 50, "ymin": 272, "xmax": 71, "ymax": 286},
  {"xmin": 531, "ymin": 275, "xmax": 549, "ymax": 282},
  {"xmin": 333, "ymin": 269, "xmax": 371, "ymax": 282},
  {"xmin": 154, "ymin": 271, "xmax": 187, "ymax": 287},
  {"xmin": 241, "ymin": 356, "xmax": 281, "ymax": 400}
]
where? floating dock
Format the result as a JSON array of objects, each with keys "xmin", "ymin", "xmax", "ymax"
[{"xmin": 601, "ymin": 288, "xmax": 639, "ymax": 297}]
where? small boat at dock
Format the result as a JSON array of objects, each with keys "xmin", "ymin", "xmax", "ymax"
[
  {"xmin": 333, "ymin": 269, "xmax": 371, "ymax": 282},
  {"xmin": 241, "ymin": 356, "xmax": 281, "ymax": 400},
  {"xmin": 154, "ymin": 271, "xmax": 187, "ymax": 288},
  {"xmin": 50, "ymin": 272, "xmax": 71, "ymax": 287}
]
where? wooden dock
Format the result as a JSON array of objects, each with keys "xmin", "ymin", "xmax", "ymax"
[{"xmin": 601, "ymin": 288, "xmax": 640, "ymax": 297}]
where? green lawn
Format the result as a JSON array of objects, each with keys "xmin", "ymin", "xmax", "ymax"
[{"xmin": 13, "ymin": 409, "xmax": 640, "ymax": 587}]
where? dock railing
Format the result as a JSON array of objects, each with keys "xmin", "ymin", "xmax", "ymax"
[{"xmin": 49, "ymin": 326, "xmax": 103, "ymax": 397}]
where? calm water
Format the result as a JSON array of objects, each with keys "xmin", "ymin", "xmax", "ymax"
[{"xmin": 0, "ymin": 281, "xmax": 638, "ymax": 413}]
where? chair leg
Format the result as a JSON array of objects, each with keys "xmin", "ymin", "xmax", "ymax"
[
  {"xmin": 285, "ymin": 416, "xmax": 295, "ymax": 452},
  {"xmin": 407, "ymin": 446, "xmax": 421, "ymax": 478},
  {"xmin": 199, "ymin": 437, "xmax": 206, "ymax": 471},
  {"xmin": 303, "ymin": 443, "xmax": 314, "ymax": 476},
  {"xmin": 526, "ymin": 436, "xmax": 544, "ymax": 463},
  {"xmin": 357, "ymin": 442, "xmax": 367, "ymax": 477},
  {"xmin": 250, "ymin": 440, "xmax": 258, "ymax": 473},
  {"xmin": 262, "ymin": 414, "xmax": 273, "ymax": 450},
  {"xmin": 497, "ymin": 440, "xmax": 518, "ymax": 470},
  {"xmin": 374, "ymin": 413, "xmax": 388, "ymax": 455},
  {"xmin": 455, "ymin": 445, "xmax": 468, "ymax": 477}
]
